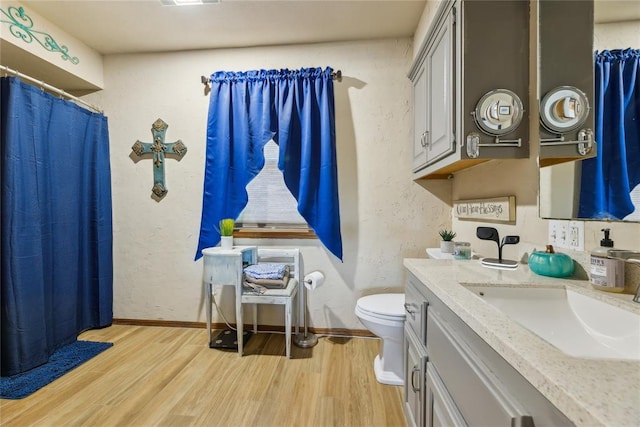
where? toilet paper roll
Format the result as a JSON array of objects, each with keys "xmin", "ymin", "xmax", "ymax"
[{"xmin": 304, "ymin": 271, "xmax": 325, "ymax": 291}]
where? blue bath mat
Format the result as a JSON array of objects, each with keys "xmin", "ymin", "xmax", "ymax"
[{"xmin": 0, "ymin": 340, "xmax": 113, "ymax": 399}]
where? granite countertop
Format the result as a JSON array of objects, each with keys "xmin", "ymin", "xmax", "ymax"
[{"xmin": 403, "ymin": 258, "xmax": 640, "ymax": 427}]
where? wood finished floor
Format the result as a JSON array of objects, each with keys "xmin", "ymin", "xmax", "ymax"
[{"xmin": 0, "ymin": 325, "xmax": 406, "ymax": 427}]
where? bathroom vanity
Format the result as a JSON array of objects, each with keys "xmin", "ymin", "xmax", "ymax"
[{"xmin": 403, "ymin": 258, "xmax": 640, "ymax": 427}]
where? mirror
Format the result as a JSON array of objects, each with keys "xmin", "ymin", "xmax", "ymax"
[
  {"xmin": 539, "ymin": 86, "xmax": 590, "ymax": 134},
  {"xmin": 473, "ymin": 89, "xmax": 524, "ymax": 136},
  {"xmin": 539, "ymin": 0, "xmax": 640, "ymax": 222}
]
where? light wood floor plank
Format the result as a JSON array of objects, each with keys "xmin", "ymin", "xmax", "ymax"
[{"xmin": 0, "ymin": 325, "xmax": 406, "ymax": 427}]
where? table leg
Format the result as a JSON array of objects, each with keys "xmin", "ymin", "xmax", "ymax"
[{"xmin": 236, "ymin": 299, "xmax": 243, "ymax": 356}]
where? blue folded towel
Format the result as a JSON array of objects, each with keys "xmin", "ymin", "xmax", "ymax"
[{"xmin": 244, "ymin": 263, "xmax": 287, "ymax": 280}]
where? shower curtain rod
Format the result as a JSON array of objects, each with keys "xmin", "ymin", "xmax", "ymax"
[
  {"xmin": 0, "ymin": 64, "xmax": 103, "ymax": 114},
  {"xmin": 200, "ymin": 69, "xmax": 342, "ymax": 87}
]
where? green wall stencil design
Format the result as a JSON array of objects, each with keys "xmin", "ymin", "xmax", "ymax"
[{"xmin": 0, "ymin": 6, "xmax": 79, "ymax": 64}]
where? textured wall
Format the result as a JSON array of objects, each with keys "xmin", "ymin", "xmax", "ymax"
[
  {"xmin": 83, "ymin": 39, "xmax": 452, "ymax": 330},
  {"xmin": 594, "ymin": 21, "xmax": 640, "ymax": 50}
]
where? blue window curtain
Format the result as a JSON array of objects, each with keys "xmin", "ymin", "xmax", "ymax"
[
  {"xmin": 579, "ymin": 49, "xmax": 640, "ymax": 219},
  {"xmin": 195, "ymin": 67, "xmax": 343, "ymax": 260},
  {"xmin": 1, "ymin": 77, "xmax": 113, "ymax": 376}
]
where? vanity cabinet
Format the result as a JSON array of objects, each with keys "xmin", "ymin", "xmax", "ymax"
[
  {"xmin": 403, "ymin": 272, "xmax": 573, "ymax": 427},
  {"xmin": 409, "ymin": 0, "xmax": 530, "ymax": 179}
]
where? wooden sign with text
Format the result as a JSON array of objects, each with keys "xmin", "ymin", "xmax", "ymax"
[{"xmin": 453, "ymin": 196, "xmax": 516, "ymax": 223}]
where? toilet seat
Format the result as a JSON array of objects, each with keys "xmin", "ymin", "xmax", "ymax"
[{"xmin": 356, "ymin": 293, "xmax": 405, "ymax": 323}]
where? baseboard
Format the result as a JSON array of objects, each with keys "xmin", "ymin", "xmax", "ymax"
[
  {"xmin": 113, "ymin": 318, "xmax": 205, "ymax": 329},
  {"xmin": 112, "ymin": 318, "xmax": 375, "ymax": 338}
]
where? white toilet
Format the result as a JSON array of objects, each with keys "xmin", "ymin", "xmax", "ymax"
[{"xmin": 355, "ymin": 293, "xmax": 406, "ymax": 386}]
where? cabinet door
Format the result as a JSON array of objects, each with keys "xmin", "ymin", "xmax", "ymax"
[
  {"xmin": 404, "ymin": 326, "xmax": 427, "ymax": 427},
  {"xmin": 426, "ymin": 363, "xmax": 467, "ymax": 427},
  {"xmin": 538, "ymin": 0, "xmax": 594, "ymax": 165},
  {"xmin": 413, "ymin": 61, "xmax": 428, "ymax": 171},
  {"xmin": 425, "ymin": 7, "xmax": 455, "ymax": 165},
  {"xmin": 427, "ymin": 310, "xmax": 534, "ymax": 427}
]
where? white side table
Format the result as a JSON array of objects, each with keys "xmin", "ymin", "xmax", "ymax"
[{"xmin": 202, "ymin": 246, "xmax": 257, "ymax": 356}]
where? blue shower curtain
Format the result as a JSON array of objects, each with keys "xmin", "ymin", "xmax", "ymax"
[
  {"xmin": 195, "ymin": 67, "xmax": 343, "ymax": 260},
  {"xmin": 579, "ymin": 49, "xmax": 640, "ymax": 219},
  {"xmin": 1, "ymin": 77, "xmax": 113, "ymax": 376}
]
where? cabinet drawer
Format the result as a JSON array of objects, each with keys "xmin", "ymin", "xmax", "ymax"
[
  {"xmin": 203, "ymin": 255, "xmax": 242, "ymax": 285},
  {"xmin": 405, "ymin": 275, "xmax": 429, "ymax": 344},
  {"xmin": 427, "ymin": 310, "xmax": 533, "ymax": 427}
]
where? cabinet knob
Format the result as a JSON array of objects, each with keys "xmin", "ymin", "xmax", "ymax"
[{"xmin": 404, "ymin": 302, "xmax": 416, "ymax": 316}]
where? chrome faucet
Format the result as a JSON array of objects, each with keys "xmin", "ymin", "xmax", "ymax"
[{"xmin": 608, "ymin": 250, "xmax": 640, "ymax": 303}]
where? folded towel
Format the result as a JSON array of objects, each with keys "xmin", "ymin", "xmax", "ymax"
[
  {"xmin": 244, "ymin": 263, "xmax": 288, "ymax": 280},
  {"xmin": 244, "ymin": 268, "xmax": 290, "ymax": 289}
]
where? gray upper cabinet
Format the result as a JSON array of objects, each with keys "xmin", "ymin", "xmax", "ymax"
[
  {"xmin": 412, "ymin": 11, "xmax": 456, "ymax": 173},
  {"xmin": 425, "ymin": 11, "xmax": 456, "ymax": 168},
  {"xmin": 409, "ymin": 0, "xmax": 530, "ymax": 179},
  {"xmin": 413, "ymin": 61, "xmax": 429, "ymax": 170},
  {"xmin": 538, "ymin": 0, "xmax": 595, "ymax": 167}
]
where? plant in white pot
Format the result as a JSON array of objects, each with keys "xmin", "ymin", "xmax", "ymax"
[
  {"xmin": 439, "ymin": 229, "xmax": 456, "ymax": 254},
  {"xmin": 219, "ymin": 218, "xmax": 235, "ymax": 250}
]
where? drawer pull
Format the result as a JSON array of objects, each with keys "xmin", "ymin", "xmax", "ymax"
[
  {"xmin": 404, "ymin": 303, "xmax": 416, "ymax": 315},
  {"xmin": 411, "ymin": 366, "xmax": 421, "ymax": 392}
]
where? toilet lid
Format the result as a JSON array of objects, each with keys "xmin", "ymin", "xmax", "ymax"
[{"xmin": 357, "ymin": 293, "xmax": 405, "ymax": 318}]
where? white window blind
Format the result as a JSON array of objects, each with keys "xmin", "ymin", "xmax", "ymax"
[{"xmin": 237, "ymin": 140, "xmax": 308, "ymax": 228}]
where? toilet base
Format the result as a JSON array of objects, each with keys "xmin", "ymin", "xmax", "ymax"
[{"xmin": 373, "ymin": 354, "xmax": 403, "ymax": 386}]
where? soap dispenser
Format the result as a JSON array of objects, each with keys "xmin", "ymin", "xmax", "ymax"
[{"xmin": 590, "ymin": 228, "xmax": 625, "ymax": 292}]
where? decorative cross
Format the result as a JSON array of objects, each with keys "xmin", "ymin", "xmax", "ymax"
[{"xmin": 132, "ymin": 118, "xmax": 187, "ymax": 198}]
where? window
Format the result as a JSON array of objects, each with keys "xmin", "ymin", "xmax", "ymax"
[{"xmin": 236, "ymin": 141, "xmax": 315, "ymax": 238}]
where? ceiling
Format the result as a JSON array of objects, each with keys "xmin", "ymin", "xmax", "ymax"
[
  {"xmin": 2, "ymin": 0, "xmax": 637, "ymax": 92},
  {"xmin": 15, "ymin": 0, "xmax": 640, "ymax": 56},
  {"xmin": 20, "ymin": 0, "xmax": 428, "ymax": 55}
]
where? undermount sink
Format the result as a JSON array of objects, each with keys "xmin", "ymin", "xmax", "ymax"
[{"xmin": 463, "ymin": 285, "xmax": 640, "ymax": 361}]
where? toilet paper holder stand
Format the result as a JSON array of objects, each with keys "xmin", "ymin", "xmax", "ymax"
[{"xmin": 294, "ymin": 271, "xmax": 324, "ymax": 348}]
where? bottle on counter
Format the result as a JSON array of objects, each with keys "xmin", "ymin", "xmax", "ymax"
[
  {"xmin": 454, "ymin": 242, "xmax": 472, "ymax": 259},
  {"xmin": 590, "ymin": 228, "xmax": 625, "ymax": 292}
]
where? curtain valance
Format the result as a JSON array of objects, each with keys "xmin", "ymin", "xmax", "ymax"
[{"xmin": 210, "ymin": 68, "xmax": 328, "ymax": 83}]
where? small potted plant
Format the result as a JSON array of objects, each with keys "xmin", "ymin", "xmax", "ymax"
[
  {"xmin": 219, "ymin": 218, "xmax": 235, "ymax": 250},
  {"xmin": 439, "ymin": 229, "xmax": 456, "ymax": 254}
]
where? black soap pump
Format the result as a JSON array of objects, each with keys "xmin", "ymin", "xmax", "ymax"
[{"xmin": 590, "ymin": 228, "xmax": 625, "ymax": 292}]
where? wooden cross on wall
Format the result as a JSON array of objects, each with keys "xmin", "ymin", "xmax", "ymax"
[{"xmin": 132, "ymin": 118, "xmax": 187, "ymax": 198}]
